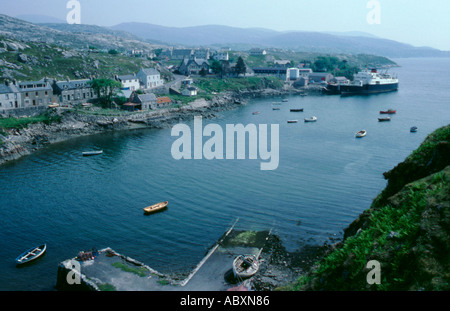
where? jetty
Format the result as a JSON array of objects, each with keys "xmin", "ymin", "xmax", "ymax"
[{"xmin": 56, "ymin": 220, "xmax": 273, "ymax": 291}]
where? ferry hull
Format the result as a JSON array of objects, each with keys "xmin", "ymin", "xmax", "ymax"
[{"xmin": 340, "ymin": 83, "xmax": 398, "ymax": 96}]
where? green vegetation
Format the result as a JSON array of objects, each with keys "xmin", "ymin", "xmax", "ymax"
[
  {"xmin": 291, "ymin": 125, "xmax": 450, "ymax": 291},
  {"xmin": 111, "ymin": 262, "xmax": 149, "ymax": 277},
  {"xmin": 195, "ymin": 76, "xmax": 283, "ymax": 94},
  {"xmin": 0, "ymin": 112, "xmax": 62, "ymax": 130},
  {"xmin": 97, "ymin": 283, "xmax": 117, "ymax": 291},
  {"xmin": 0, "ymin": 35, "xmax": 151, "ymax": 83},
  {"xmin": 88, "ymin": 78, "xmax": 123, "ymax": 108}
]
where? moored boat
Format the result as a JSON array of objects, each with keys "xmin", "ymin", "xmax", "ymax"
[
  {"xmin": 355, "ymin": 130, "xmax": 367, "ymax": 138},
  {"xmin": 143, "ymin": 201, "xmax": 168, "ymax": 214},
  {"xmin": 380, "ymin": 109, "xmax": 396, "ymax": 114},
  {"xmin": 252, "ymin": 112, "xmax": 260, "ymax": 115},
  {"xmin": 232, "ymin": 254, "xmax": 259, "ymax": 279},
  {"xmin": 290, "ymin": 108, "xmax": 304, "ymax": 112},
  {"xmin": 340, "ymin": 69, "xmax": 398, "ymax": 96},
  {"xmin": 15, "ymin": 244, "xmax": 47, "ymax": 265},
  {"xmin": 82, "ymin": 150, "xmax": 103, "ymax": 156},
  {"xmin": 287, "ymin": 120, "xmax": 298, "ymax": 123},
  {"xmin": 304, "ymin": 116, "xmax": 317, "ymax": 122},
  {"xmin": 272, "ymin": 107, "xmax": 280, "ymax": 110},
  {"xmin": 378, "ymin": 117, "xmax": 391, "ymax": 122},
  {"xmin": 410, "ymin": 126, "xmax": 418, "ymax": 133}
]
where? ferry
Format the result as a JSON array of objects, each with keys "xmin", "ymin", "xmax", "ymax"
[{"xmin": 340, "ymin": 69, "xmax": 398, "ymax": 96}]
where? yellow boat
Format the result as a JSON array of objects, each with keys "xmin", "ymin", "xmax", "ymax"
[{"xmin": 143, "ymin": 201, "xmax": 168, "ymax": 214}]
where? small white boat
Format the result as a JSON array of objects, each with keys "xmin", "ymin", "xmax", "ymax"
[
  {"xmin": 82, "ymin": 150, "xmax": 103, "ymax": 157},
  {"xmin": 233, "ymin": 255, "xmax": 259, "ymax": 279},
  {"xmin": 304, "ymin": 116, "xmax": 317, "ymax": 122},
  {"xmin": 15, "ymin": 244, "xmax": 47, "ymax": 265},
  {"xmin": 355, "ymin": 130, "xmax": 367, "ymax": 138}
]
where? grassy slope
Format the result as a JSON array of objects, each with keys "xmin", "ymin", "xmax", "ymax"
[{"xmin": 0, "ymin": 36, "xmax": 152, "ymax": 82}]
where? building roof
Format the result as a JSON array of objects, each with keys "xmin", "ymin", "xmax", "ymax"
[
  {"xmin": 139, "ymin": 68, "xmax": 160, "ymax": 76},
  {"xmin": 0, "ymin": 84, "xmax": 15, "ymax": 94},
  {"xmin": 117, "ymin": 74, "xmax": 138, "ymax": 81},
  {"xmin": 54, "ymin": 79, "xmax": 91, "ymax": 90},
  {"xmin": 133, "ymin": 93, "xmax": 157, "ymax": 103},
  {"xmin": 19, "ymin": 79, "xmax": 53, "ymax": 91},
  {"xmin": 157, "ymin": 97, "xmax": 172, "ymax": 104}
]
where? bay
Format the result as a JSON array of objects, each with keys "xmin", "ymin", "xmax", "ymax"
[{"xmin": 0, "ymin": 57, "xmax": 449, "ymax": 290}]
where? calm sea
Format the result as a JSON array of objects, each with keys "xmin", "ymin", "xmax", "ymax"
[{"xmin": 0, "ymin": 58, "xmax": 449, "ymax": 290}]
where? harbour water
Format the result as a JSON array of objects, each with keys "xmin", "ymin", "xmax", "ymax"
[{"xmin": 0, "ymin": 58, "xmax": 449, "ymax": 291}]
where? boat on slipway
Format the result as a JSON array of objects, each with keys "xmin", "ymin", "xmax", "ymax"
[{"xmin": 232, "ymin": 254, "xmax": 259, "ymax": 279}]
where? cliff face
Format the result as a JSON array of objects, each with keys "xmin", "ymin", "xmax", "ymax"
[{"xmin": 293, "ymin": 125, "xmax": 450, "ymax": 291}]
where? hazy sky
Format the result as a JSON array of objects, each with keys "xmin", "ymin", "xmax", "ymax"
[{"xmin": 1, "ymin": 0, "xmax": 450, "ymax": 50}]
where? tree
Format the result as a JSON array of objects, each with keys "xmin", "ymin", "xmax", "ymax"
[
  {"xmin": 88, "ymin": 79, "xmax": 122, "ymax": 108},
  {"xmin": 199, "ymin": 67, "xmax": 208, "ymax": 77},
  {"xmin": 235, "ymin": 57, "xmax": 247, "ymax": 76},
  {"xmin": 211, "ymin": 60, "xmax": 223, "ymax": 75}
]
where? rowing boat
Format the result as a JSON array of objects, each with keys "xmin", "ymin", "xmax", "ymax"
[
  {"xmin": 143, "ymin": 201, "xmax": 168, "ymax": 214},
  {"xmin": 355, "ymin": 130, "xmax": 367, "ymax": 138},
  {"xmin": 82, "ymin": 150, "xmax": 103, "ymax": 156},
  {"xmin": 232, "ymin": 254, "xmax": 259, "ymax": 279},
  {"xmin": 15, "ymin": 244, "xmax": 47, "ymax": 265}
]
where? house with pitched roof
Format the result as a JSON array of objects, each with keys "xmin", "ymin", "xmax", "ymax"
[
  {"xmin": 52, "ymin": 78, "xmax": 97, "ymax": 106},
  {"xmin": 137, "ymin": 68, "xmax": 164, "ymax": 89},
  {"xmin": 0, "ymin": 80, "xmax": 22, "ymax": 112},
  {"xmin": 115, "ymin": 74, "xmax": 140, "ymax": 91},
  {"xmin": 178, "ymin": 57, "xmax": 210, "ymax": 76},
  {"xmin": 18, "ymin": 79, "xmax": 53, "ymax": 108},
  {"xmin": 129, "ymin": 92, "xmax": 157, "ymax": 110}
]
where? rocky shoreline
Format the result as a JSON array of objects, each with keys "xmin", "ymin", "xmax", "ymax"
[{"xmin": 0, "ymin": 85, "xmax": 323, "ymax": 166}]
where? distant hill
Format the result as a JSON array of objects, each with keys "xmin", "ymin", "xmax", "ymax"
[{"xmin": 111, "ymin": 22, "xmax": 450, "ymax": 58}]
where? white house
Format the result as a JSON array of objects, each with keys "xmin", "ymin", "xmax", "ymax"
[
  {"xmin": 0, "ymin": 81, "xmax": 22, "ymax": 111},
  {"xmin": 137, "ymin": 68, "xmax": 164, "ymax": 89},
  {"xmin": 214, "ymin": 51, "xmax": 229, "ymax": 61},
  {"xmin": 116, "ymin": 74, "xmax": 140, "ymax": 91}
]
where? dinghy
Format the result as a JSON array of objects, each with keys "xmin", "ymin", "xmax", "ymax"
[
  {"xmin": 232, "ymin": 255, "xmax": 259, "ymax": 279},
  {"xmin": 355, "ymin": 130, "xmax": 367, "ymax": 138},
  {"xmin": 143, "ymin": 201, "xmax": 168, "ymax": 214},
  {"xmin": 82, "ymin": 150, "xmax": 103, "ymax": 156},
  {"xmin": 15, "ymin": 244, "xmax": 47, "ymax": 265},
  {"xmin": 304, "ymin": 116, "xmax": 317, "ymax": 122}
]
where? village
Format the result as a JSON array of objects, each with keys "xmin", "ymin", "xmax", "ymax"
[{"xmin": 0, "ymin": 46, "xmax": 349, "ymax": 117}]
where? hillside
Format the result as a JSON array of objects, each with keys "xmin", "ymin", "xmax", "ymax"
[
  {"xmin": 0, "ymin": 14, "xmax": 160, "ymax": 51},
  {"xmin": 0, "ymin": 35, "xmax": 155, "ymax": 82},
  {"xmin": 111, "ymin": 22, "xmax": 450, "ymax": 58},
  {"xmin": 290, "ymin": 125, "xmax": 450, "ymax": 291}
]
